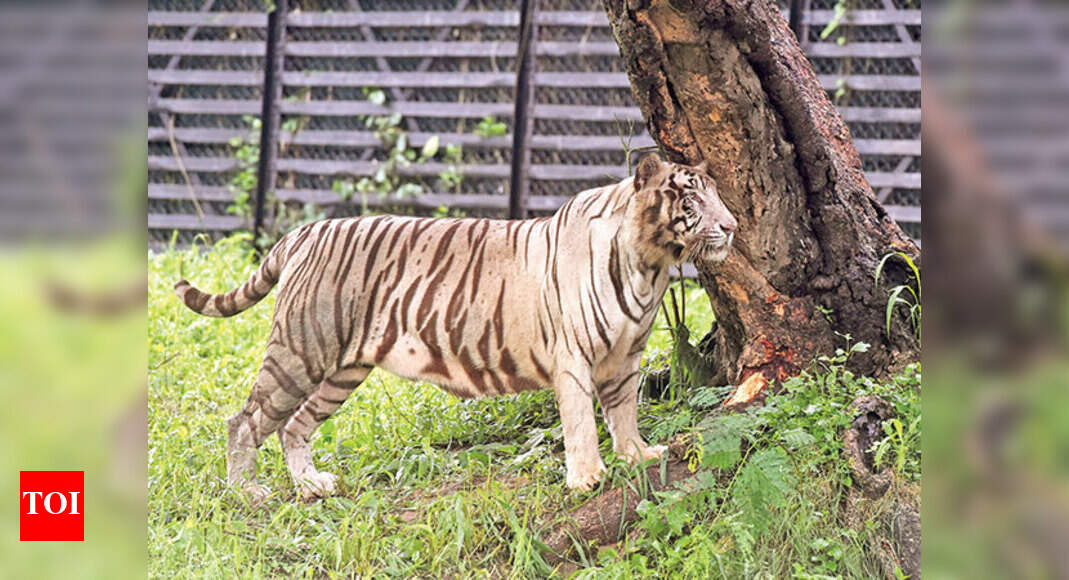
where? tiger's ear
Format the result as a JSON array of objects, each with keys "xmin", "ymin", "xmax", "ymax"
[
  {"xmin": 694, "ymin": 159, "xmax": 713, "ymax": 177},
  {"xmin": 634, "ymin": 152, "xmax": 663, "ymax": 190}
]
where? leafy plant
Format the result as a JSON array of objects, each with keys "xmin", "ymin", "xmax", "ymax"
[
  {"xmin": 638, "ymin": 334, "xmax": 919, "ymax": 571},
  {"xmin": 820, "ymin": 0, "xmax": 854, "ymax": 104},
  {"xmin": 330, "ymin": 89, "xmax": 465, "ymax": 209},
  {"xmin": 657, "ymin": 281, "xmax": 717, "ymax": 401},
  {"xmin": 432, "ymin": 205, "xmax": 467, "ymax": 219},
  {"xmin": 226, "ymin": 115, "xmax": 262, "ymax": 219},
  {"xmin": 875, "ymin": 251, "xmax": 922, "ymax": 343},
  {"xmin": 819, "ymin": 0, "xmax": 849, "ymax": 41},
  {"xmin": 870, "ymin": 414, "xmax": 922, "ymax": 481},
  {"xmin": 801, "ymin": 536, "xmax": 846, "ymax": 577},
  {"xmin": 474, "ymin": 116, "xmax": 507, "ymax": 138},
  {"xmin": 697, "ymin": 412, "xmax": 757, "ymax": 470},
  {"xmin": 355, "ymin": 103, "xmax": 427, "ymax": 202},
  {"xmin": 730, "ymin": 447, "xmax": 796, "ymax": 534},
  {"xmin": 226, "ymin": 116, "xmax": 323, "ymax": 247},
  {"xmin": 229, "ymin": 88, "xmax": 472, "ymax": 251},
  {"xmin": 438, "ymin": 143, "xmax": 464, "ymax": 194}
]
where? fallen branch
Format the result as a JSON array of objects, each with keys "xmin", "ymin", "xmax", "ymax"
[{"xmin": 542, "ymin": 436, "xmax": 698, "ymax": 565}]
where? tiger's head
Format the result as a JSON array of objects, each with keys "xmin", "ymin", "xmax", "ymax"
[{"xmin": 628, "ymin": 153, "xmax": 738, "ymax": 267}]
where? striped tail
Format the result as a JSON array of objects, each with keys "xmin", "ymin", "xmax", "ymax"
[{"xmin": 174, "ymin": 245, "xmax": 284, "ymax": 318}]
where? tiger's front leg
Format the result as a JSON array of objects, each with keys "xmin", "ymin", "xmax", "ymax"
[
  {"xmin": 554, "ymin": 365, "xmax": 606, "ymax": 491},
  {"xmin": 598, "ymin": 363, "xmax": 666, "ymax": 465}
]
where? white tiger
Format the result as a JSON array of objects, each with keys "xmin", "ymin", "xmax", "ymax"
[{"xmin": 175, "ymin": 153, "xmax": 737, "ymax": 499}]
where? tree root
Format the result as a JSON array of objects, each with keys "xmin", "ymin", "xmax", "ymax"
[{"xmin": 841, "ymin": 395, "xmax": 921, "ymax": 580}]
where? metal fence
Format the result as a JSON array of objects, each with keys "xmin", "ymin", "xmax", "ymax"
[{"xmin": 147, "ymin": 0, "xmax": 921, "ymax": 245}]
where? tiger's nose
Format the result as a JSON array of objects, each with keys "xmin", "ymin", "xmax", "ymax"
[{"xmin": 720, "ymin": 218, "xmax": 738, "ymax": 234}]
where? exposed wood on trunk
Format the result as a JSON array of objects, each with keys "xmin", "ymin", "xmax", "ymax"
[
  {"xmin": 721, "ymin": 370, "xmax": 768, "ymax": 409},
  {"xmin": 602, "ymin": 0, "xmax": 920, "ymax": 383}
]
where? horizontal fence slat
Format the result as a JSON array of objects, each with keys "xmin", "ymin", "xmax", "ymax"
[
  {"xmin": 148, "ymin": 190, "xmax": 920, "ymax": 228},
  {"xmin": 276, "ymin": 189, "xmax": 573, "ymax": 211},
  {"xmin": 149, "ymin": 156, "xmax": 238, "ymax": 172},
  {"xmin": 147, "ymin": 40, "xmax": 265, "ymax": 57},
  {"xmin": 149, "ymin": 156, "xmax": 628, "ymax": 180},
  {"xmin": 150, "ymin": 155, "xmax": 919, "ymax": 190},
  {"xmin": 148, "ymin": 70, "xmax": 261, "ymax": 86},
  {"xmin": 838, "ymin": 107, "xmax": 920, "ymax": 123},
  {"xmin": 150, "ymin": 98, "xmax": 648, "ymax": 121},
  {"xmin": 147, "ymin": 126, "xmax": 659, "ymax": 151},
  {"xmin": 883, "ymin": 205, "xmax": 920, "ymax": 223},
  {"xmin": 531, "ymin": 104, "xmax": 643, "ymax": 121},
  {"xmin": 148, "ymin": 39, "xmax": 916, "ymax": 59},
  {"xmin": 147, "ymin": 10, "xmax": 920, "ymax": 28},
  {"xmin": 149, "ymin": 40, "xmax": 621, "ymax": 58},
  {"xmin": 149, "ymin": 69, "xmax": 919, "ymax": 91},
  {"xmin": 815, "ymin": 75, "xmax": 920, "ymax": 91},
  {"xmin": 149, "ymin": 184, "xmax": 234, "ymax": 201},
  {"xmin": 148, "ymin": 11, "xmax": 266, "ymax": 27},
  {"xmin": 804, "ymin": 42, "xmax": 919, "ymax": 58},
  {"xmin": 148, "ymin": 70, "xmax": 518, "ymax": 88},
  {"xmin": 149, "ymin": 130, "xmax": 915, "ymax": 160},
  {"xmin": 865, "ymin": 172, "xmax": 920, "ymax": 189},
  {"xmin": 151, "ymin": 98, "xmax": 260, "ymax": 115},
  {"xmin": 148, "ymin": 213, "xmax": 246, "ymax": 231},
  {"xmin": 289, "ymin": 11, "xmax": 516, "ymax": 27},
  {"xmin": 528, "ymin": 164, "xmax": 625, "ymax": 180},
  {"xmin": 800, "ymin": 9, "xmax": 921, "ymax": 25},
  {"xmin": 148, "ymin": 185, "xmax": 576, "ymax": 213},
  {"xmin": 152, "ymin": 98, "xmax": 918, "ymax": 125},
  {"xmin": 852, "ymin": 139, "xmax": 919, "ymax": 156}
]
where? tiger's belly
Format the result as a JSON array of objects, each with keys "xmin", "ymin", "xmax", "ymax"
[{"xmin": 371, "ymin": 335, "xmax": 546, "ymax": 399}]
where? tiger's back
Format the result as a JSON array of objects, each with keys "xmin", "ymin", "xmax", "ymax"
[{"xmin": 274, "ymin": 214, "xmax": 555, "ymax": 399}]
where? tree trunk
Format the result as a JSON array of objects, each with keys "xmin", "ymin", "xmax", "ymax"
[{"xmin": 604, "ymin": 0, "xmax": 920, "ymax": 387}]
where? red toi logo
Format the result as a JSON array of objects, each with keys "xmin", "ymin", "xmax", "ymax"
[{"xmin": 20, "ymin": 471, "xmax": 84, "ymax": 541}]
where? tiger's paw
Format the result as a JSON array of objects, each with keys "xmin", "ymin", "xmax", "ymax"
[
  {"xmin": 241, "ymin": 483, "xmax": 272, "ymax": 506},
  {"xmin": 641, "ymin": 444, "xmax": 668, "ymax": 461},
  {"xmin": 620, "ymin": 442, "xmax": 667, "ymax": 465},
  {"xmin": 565, "ymin": 458, "xmax": 606, "ymax": 492},
  {"xmin": 295, "ymin": 471, "xmax": 338, "ymax": 501}
]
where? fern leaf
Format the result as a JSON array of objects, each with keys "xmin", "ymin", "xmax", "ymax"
[
  {"xmin": 732, "ymin": 447, "xmax": 796, "ymax": 534},
  {"xmin": 699, "ymin": 413, "xmax": 754, "ymax": 470},
  {"xmin": 780, "ymin": 427, "xmax": 816, "ymax": 449}
]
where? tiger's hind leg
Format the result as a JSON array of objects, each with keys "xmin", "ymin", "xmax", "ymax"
[
  {"xmin": 227, "ymin": 343, "xmax": 318, "ymax": 502},
  {"xmin": 280, "ymin": 365, "xmax": 371, "ymax": 500}
]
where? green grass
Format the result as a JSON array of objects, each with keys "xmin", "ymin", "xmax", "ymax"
[{"xmin": 149, "ymin": 234, "xmax": 920, "ymax": 578}]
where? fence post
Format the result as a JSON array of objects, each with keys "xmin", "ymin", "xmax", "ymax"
[
  {"xmin": 253, "ymin": 0, "xmax": 287, "ymax": 253},
  {"xmin": 508, "ymin": 0, "xmax": 538, "ymax": 220},
  {"xmin": 788, "ymin": 0, "xmax": 805, "ymax": 42}
]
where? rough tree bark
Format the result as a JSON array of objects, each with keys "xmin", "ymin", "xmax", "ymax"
[{"xmin": 603, "ymin": 0, "xmax": 920, "ymax": 391}]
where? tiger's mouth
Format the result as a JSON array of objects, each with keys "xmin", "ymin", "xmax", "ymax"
[{"xmin": 694, "ymin": 232, "xmax": 733, "ymax": 263}]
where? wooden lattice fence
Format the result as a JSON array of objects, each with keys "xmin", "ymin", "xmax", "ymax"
[{"xmin": 147, "ymin": 0, "xmax": 920, "ymax": 245}]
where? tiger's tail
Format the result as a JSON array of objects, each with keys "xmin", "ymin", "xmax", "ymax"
[{"xmin": 174, "ymin": 242, "xmax": 286, "ymax": 318}]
